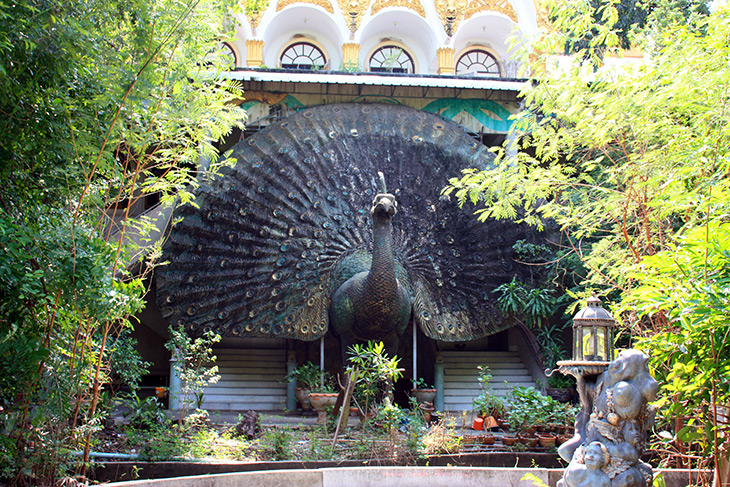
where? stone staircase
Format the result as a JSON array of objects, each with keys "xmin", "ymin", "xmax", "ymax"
[
  {"xmin": 441, "ymin": 350, "xmax": 538, "ymax": 412},
  {"xmin": 202, "ymin": 348, "xmax": 287, "ymax": 411}
]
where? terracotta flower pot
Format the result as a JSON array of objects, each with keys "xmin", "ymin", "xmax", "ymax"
[
  {"xmin": 411, "ymin": 388, "xmax": 437, "ymax": 405},
  {"xmin": 501, "ymin": 435, "xmax": 519, "ymax": 447},
  {"xmin": 479, "ymin": 434, "xmax": 495, "ymax": 445},
  {"xmin": 538, "ymin": 433, "xmax": 557, "ymax": 448},
  {"xmin": 308, "ymin": 392, "xmax": 338, "ymax": 424},
  {"xmin": 483, "ymin": 416, "xmax": 499, "ymax": 429},
  {"xmin": 461, "ymin": 435, "xmax": 478, "ymax": 445},
  {"xmin": 519, "ymin": 434, "xmax": 539, "ymax": 447},
  {"xmin": 556, "ymin": 434, "xmax": 572, "ymax": 446},
  {"xmin": 419, "ymin": 404, "xmax": 435, "ymax": 422}
]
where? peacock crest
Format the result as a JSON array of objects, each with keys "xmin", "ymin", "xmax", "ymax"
[{"xmin": 156, "ymin": 103, "xmax": 534, "ymax": 342}]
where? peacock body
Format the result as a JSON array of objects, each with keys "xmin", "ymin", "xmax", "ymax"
[
  {"xmin": 329, "ymin": 190, "xmax": 411, "ymax": 353},
  {"xmin": 156, "ymin": 103, "xmax": 534, "ymax": 345}
]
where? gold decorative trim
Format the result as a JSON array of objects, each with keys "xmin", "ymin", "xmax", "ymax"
[
  {"xmin": 464, "ymin": 0, "xmax": 517, "ymax": 23},
  {"xmin": 246, "ymin": 39, "xmax": 265, "ymax": 67},
  {"xmin": 436, "ymin": 0, "xmax": 518, "ymax": 35},
  {"xmin": 342, "ymin": 42, "xmax": 360, "ymax": 70},
  {"xmin": 276, "ymin": 0, "xmax": 334, "ymax": 14},
  {"xmin": 437, "ymin": 47, "xmax": 455, "ymax": 75},
  {"xmin": 372, "ymin": 0, "xmax": 425, "ymax": 17},
  {"xmin": 337, "ymin": 0, "xmax": 370, "ymax": 33}
]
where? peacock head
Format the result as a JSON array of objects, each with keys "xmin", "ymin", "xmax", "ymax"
[{"xmin": 371, "ymin": 193, "xmax": 398, "ymax": 219}]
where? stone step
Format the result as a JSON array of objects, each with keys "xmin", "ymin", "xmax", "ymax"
[{"xmin": 441, "ymin": 350, "xmax": 538, "ymax": 412}]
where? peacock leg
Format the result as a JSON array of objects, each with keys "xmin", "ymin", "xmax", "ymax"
[
  {"xmin": 381, "ymin": 329, "xmax": 401, "ymax": 363},
  {"xmin": 337, "ymin": 328, "xmax": 357, "ymax": 370}
]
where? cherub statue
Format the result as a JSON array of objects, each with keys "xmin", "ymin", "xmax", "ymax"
[
  {"xmin": 559, "ymin": 441, "xmax": 612, "ymax": 487},
  {"xmin": 594, "ymin": 350, "xmax": 658, "ymax": 425}
]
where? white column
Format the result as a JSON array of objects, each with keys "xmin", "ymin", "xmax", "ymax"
[
  {"xmin": 412, "ymin": 323, "xmax": 418, "ymax": 388},
  {"xmin": 320, "ymin": 336, "xmax": 325, "ymax": 389},
  {"xmin": 168, "ymin": 356, "xmax": 182, "ymax": 410}
]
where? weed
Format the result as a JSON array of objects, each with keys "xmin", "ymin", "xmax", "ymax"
[
  {"xmin": 259, "ymin": 427, "xmax": 293, "ymax": 460},
  {"xmin": 521, "ymin": 472, "xmax": 548, "ymax": 487},
  {"xmin": 420, "ymin": 420, "xmax": 460, "ymax": 455},
  {"xmin": 125, "ymin": 424, "xmax": 185, "ymax": 461}
]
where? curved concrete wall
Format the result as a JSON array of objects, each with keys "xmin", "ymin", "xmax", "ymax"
[
  {"xmin": 106, "ymin": 466, "xmax": 706, "ymax": 487},
  {"xmin": 109, "ymin": 467, "xmax": 549, "ymax": 486}
]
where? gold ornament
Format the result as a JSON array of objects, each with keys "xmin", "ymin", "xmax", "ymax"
[
  {"xmin": 338, "ymin": 0, "xmax": 370, "ymax": 34},
  {"xmin": 436, "ymin": 0, "xmax": 518, "ymax": 36},
  {"xmin": 276, "ymin": 0, "xmax": 335, "ymax": 13},
  {"xmin": 371, "ymin": 0, "xmax": 425, "ymax": 17}
]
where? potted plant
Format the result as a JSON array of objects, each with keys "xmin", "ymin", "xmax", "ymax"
[
  {"xmin": 545, "ymin": 372, "xmax": 575, "ymax": 403},
  {"xmin": 536, "ymin": 323, "xmax": 576, "ymax": 402},
  {"xmin": 285, "ymin": 361, "xmax": 322, "ymax": 411},
  {"xmin": 307, "ymin": 371, "xmax": 339, "ymax": 424},
  {"xmin": 410, "ymin": 377, "xmax": 436, "ymax": 406},
  {"xmin": 345, "ymin": 341, "xmax": 403, "ymax": 426},
  {"xmin": 478, "ymin": 433, "xmax": 496, "ymax": 445},
  {"xmin": 505, "ymin": 385, "xmax": 545, "ymax": 438},
  {"xmin": 537, "ymin": 432, "xmax": 557, "ymax": 448},
  {"xmin": 472, "ymin": 366, "xmax": 506, "ymax": 428}
]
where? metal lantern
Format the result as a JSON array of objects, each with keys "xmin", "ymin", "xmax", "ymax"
[{"xmin": 572, "ymin": 296, "xmax": 616, "ymax": 363}]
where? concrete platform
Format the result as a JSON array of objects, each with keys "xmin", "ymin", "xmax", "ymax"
[
  {"xmin": 98, "ymin": 466, "xmax": 711, "ymax": 487},
  {"xmin": 102, "ymin": 466, "xmax": 553, "ymax": 487}
]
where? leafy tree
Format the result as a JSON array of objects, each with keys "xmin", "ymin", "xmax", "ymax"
[
  {"xmin": 346, "ymin": 341, "xmax": 403, "ymax": 424},
  {"xmin": 444, "ymin": 0, "xmax": 730, "ymax": 480},
  {"xmin": 0, "ymin": 0, "xmax": 252, "ymax": 481},
  {"xmin": 553, "ymin": 0, "xmax": 709, "ymax": 55},
  {"xmin": 166, "ymin": 326, "xmax": 221, "ymax": 420},
  {"xmin": 446, "ymin": 1, "xmax": 729, "ymax": 298},
  {"xmin": 626, "ymin": 223, "xmax": 730, "ymax": 480}
]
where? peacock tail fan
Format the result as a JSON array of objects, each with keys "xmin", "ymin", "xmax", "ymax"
[{"xmin": 156, "ymin": 103, "xmax": 535, "ymax": 342}]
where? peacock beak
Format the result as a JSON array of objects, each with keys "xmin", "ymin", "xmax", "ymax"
[{"xmin": 371, "ymin": 193, "xmax": 397, "ymax": 217}]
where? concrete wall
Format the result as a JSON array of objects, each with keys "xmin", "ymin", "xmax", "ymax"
[{"xmin": 106, "ymin": 467, "xmax": 709, "ymax": 487}]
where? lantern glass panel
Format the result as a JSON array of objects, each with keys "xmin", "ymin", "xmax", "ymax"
[
  {"xmin": 596, "ymin": 326, "xmax": 607, "ymax": 361},
  {"xmin": 581, "ymin": 327, "xmax": 595, "ymax": 360}
]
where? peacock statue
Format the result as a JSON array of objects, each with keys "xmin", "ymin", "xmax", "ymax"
[
  {"xmin": 156, "ymin": 103, "xmax": 535, "ymax": 353},
  {"xmin": 328, "ymin": 174, "xmax": 412, "ymax": 356}
]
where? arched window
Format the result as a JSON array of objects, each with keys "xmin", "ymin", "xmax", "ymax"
[
  {"xmin": 203, "ymin": 42, "xmax": 237, "ymax": 70},
  {"xmin": 218, "ymin": 42, "xmax": 237, "ymax": 69},
  {"xmin": 456, "ymin": 49, "xmax": 501, "ymax": 77},
  {"xmin": 368, "ymin": 45, "xmax": 414, "ymax": 74},
  {"xmin": 280, "ymin": 42, "xmax": 326, "ymax": 70}
]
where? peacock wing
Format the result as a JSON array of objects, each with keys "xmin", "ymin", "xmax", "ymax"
[
  {"xmin": 157, "ymin": 107, "xmax": 377, "ymax": 341},
  {"xmin": 395, "ymin": 185, "xmax": 536, "ymax": 341},
  {"xmin": 156, "ymin": 103, "xmax": 535, "ymax": 341}
]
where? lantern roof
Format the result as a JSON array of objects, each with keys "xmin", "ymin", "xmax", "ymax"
[{"xmin": 573, "ymin": 296, "xmax": 616, "ymax": 327}]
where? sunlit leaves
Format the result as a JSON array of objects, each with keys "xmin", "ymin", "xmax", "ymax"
[
  {"xmin": 0, "ymin": 0, "xmax": 250, "ymax": 480},
  {"xmin": 627, "ymin": 222, "xmax": 730, "ymax": 465}
]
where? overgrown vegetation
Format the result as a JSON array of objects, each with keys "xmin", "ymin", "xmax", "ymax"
[
  {"xmin": 345, "ymin": 341, "xmax": 404, "ymax": 422},
  {"xmin": 166, "ymin": 326, "xmax": 222, "ymax": 419},
  {"xmin": 0, "ymin": 0, "xmax": 251, "ymax": 481},
  {"xmin": 445, "ymin": 0, "xmax": 728, "ymax": 482}
]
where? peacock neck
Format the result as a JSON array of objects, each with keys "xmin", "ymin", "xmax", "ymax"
[{"xmin": 366, "ymin": 216, "xmax": 397, "ymax": 291}]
